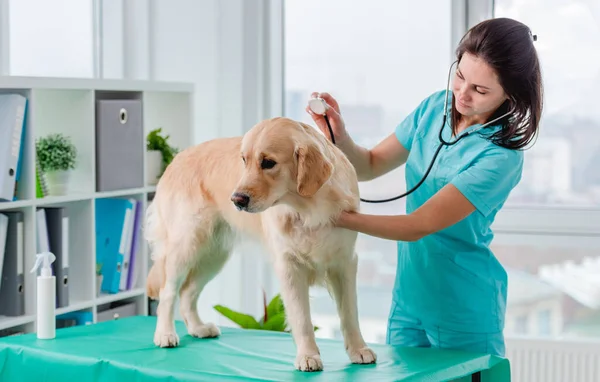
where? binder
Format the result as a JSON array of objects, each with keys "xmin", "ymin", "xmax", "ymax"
[
  {"xmin": 35, "ymin": 208, "xmax": 50, "ymax": 255},
  {"xmin": 0, "ymin": 213, "xmax": 8, "ymax": 289},
  {"xmin": 45, "ymin": 207, "xmax": 69, "ymax": 308},
  {"xmin": 119, "ymin": 198, "xmax": 136, "ymax": 291},
  {"xmin": 0, "ymin": 94, "xmax": 27, "ymax": 202},
  {"xmin": 0, "ymin": 211, "xmax": 24, "ymax": 316},
  {"xmin": 126, "ymin": 199, "xmax": 143, "ymax": 290},
  {"xmin": 95, "ymin": 198, "xmax": 134, "ymax": 294},
  {"xmin": 95, "ymin": 99, "xmax": 144, "ymax": 192}
]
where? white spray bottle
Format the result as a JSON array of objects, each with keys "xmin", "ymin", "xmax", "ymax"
[{"xmin": 30, "ymin": 251, "xmax": 56, "ymax": 339}]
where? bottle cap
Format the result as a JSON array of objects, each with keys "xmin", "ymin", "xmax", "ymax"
[{"xmin": 30, "ymin": 252, "xmax": 56, "ymax": 277}]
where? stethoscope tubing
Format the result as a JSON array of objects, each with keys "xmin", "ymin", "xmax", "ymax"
[{"xmin": 319, "ymin": 60, "xmax": 516, "ymax": 203}]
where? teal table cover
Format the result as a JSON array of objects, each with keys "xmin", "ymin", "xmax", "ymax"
[{"xmin": 0, "ymin": 316, "xmax": 510, "ymax": 381}]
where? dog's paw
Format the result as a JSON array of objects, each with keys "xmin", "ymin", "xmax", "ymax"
[
  {"xmin": 295, "ymin": 353, "xmax": 323, "ymax": 372},
  {"xmin": 348, "ymin": 346, "xmax": 377, "ymax": 364},
  {"xmin": 188, "ymin": 322, "xmax": 221, "ymax": 338},
  {"xmin": 154, "ymin": 330, "xmax": 180, "ymax": 348}
]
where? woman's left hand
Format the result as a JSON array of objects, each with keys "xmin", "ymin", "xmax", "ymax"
[{"xmin": 335, "ymin": 210, "xmax": 354, "ymax": 229}]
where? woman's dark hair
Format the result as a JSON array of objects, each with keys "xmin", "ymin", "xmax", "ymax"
[{"xmin": 451, "ymin": 17, "xmax": 543, "ymax": 150}]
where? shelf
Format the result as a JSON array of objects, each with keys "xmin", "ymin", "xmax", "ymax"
[
  {"xmin": 0, "ymin": 76, "xmax": 194, "ymax": 93},
  {"xmin": 0, "ymin": 315, "xmax": 35, "ymax": 332},
  {"xmin": 3, "ymin": 186, "xmax": 160, "ymax": 209},
  {"xmin": 0, "ymin": 200, "xmax": 33, "ymax": 211},
  {"xmin": 55, "ymin": 300, "xmax": 95, "ymax": 317},
  {"xmin": 0, "ymin": 76, "xmax": 193, "ymax": 336},
  {"xmin": 95, "ymin": 288, "xmax": 145, "ymax": 305},
  {"xmin": 33, "ymin": 89, "xmax": 95, "ymax": 195}
]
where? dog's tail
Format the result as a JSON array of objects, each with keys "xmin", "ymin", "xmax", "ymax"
[{"xmin": 144, "ymin": 200, "xmax": 167, "ymax": 300}]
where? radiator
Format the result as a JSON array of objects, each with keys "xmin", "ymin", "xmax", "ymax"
[{"xmin": 506, "ymin": 337, "xmax": 600, "ymax": 382}]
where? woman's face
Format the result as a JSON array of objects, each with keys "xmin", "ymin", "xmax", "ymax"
[{"xmin": 452, "ymin": 52, "xmax": 509, "ymax": 119}]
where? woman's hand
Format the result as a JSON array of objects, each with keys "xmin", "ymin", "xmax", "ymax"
[
  {"xmin": 334, "ymin": 210, "xmax": 354, "ymax": 229},
  {"xmin": 306, "ymin": 92, "xmax": 350, "ymax": 145}
]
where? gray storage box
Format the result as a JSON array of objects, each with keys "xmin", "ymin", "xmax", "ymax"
[
  {"xmin": 97, "ymin": 301, "xmax": 137, "ymax": 322},
  {"xmin": 95, "ymin": 99, "xmax": 144, "ymax": 191}
]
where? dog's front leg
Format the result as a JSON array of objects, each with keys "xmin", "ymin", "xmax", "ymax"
[
  {"xmin": 275, "ymin": 255, "xmax": 323, "ymax": 372},
  {"xmin": 328, "ymin": 253, "xmax": 377, "ymax": 364}
]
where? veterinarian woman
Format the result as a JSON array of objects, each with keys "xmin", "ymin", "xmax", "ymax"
[{"xmin": 306, "ymin": 18, "xmax": 542, "ymax": 357}]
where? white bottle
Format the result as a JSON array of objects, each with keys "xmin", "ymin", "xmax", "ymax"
[{"xmin": 30, "ymin": 251, "xmax": 56, "ymax": 339}]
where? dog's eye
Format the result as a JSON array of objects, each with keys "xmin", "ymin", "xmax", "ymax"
[{"xmin": 261, "ymin": 158, "xmax": 276, "ymax": 170}]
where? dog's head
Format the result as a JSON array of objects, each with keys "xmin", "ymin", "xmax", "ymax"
[{"xmin": 230, "ymin": 117, "xmax": 333, "ymax": 213}]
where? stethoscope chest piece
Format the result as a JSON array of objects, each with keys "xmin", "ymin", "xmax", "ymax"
[{"xmin": 308, "ymin": 97, "xmax": 328, "ymax": 115}]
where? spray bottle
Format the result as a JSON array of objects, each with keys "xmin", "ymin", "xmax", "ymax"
[{"xmin": 30, "ymin": 251, "xmax": 56, "ymax": 339}]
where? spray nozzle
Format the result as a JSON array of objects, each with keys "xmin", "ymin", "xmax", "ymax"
[{"xmin": 30, "ymin": 252, "xmax": 56, "ymax": 277}]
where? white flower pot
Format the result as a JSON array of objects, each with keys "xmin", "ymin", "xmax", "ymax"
[
  {"xmin": 46, "ymin": 170, "xmax": 71, "ymax": 196},
  {"xmin": 146, "ymin": 150, "xmax": 163, "ymax": 185}
]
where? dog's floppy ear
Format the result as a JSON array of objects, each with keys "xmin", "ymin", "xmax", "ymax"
[{"xmin": 296, "ymin": 142, "xmax": 333, "ymax": 197}]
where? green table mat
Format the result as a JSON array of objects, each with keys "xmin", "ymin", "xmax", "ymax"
[{"xmin": 0, "ymin": 316, "xmax": 510, "ymax": 381}]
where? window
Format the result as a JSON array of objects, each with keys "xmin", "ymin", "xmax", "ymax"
[
  {"xmin": 515, "ymin": 315, "xmax": 528, "ymax": 334},
  {"xmin": 9, "ymin": 0, "xmax": 95, "ymax": 78},
  {"xmin": 493, "ymin": 233, "xmax": 600, "ymax": 340},
  {"xmin": 538, "ymin": 309, "xmax": 552, "ymax": 336},
  {"xmin": 489, "ymin": 0, "xmax": 600, "ymax": 343},
  {"xmin": 494, "ymin": 0, "xmax": 600, "ymax": 207},
  {"xmin": 284, "ymin": 0, "xmax": 452, "ymax": 343}
]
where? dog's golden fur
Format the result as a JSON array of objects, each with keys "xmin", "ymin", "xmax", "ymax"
[{"xmin": 145, "ymin": 117, "xmax": 376, "ymax": 371}]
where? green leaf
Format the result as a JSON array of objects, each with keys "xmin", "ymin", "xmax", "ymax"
[
  {"xmin": 146, "ymin": 127, "xmax": 179, "ymax": 176},
  {"xmin": 262, "ymin": 312, "xmax": 287, "ymax": 331},
  {"xmin": 213, "ymin": 305, "xmax": 261, "ymax": 329},
  {"xmin": 266, "ymin": 294, "xmax": 284, "ymax": 320}
]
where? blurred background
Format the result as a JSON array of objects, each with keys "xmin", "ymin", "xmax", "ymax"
[{"xmin": 3, "ymin": 0, "xmax": 598, "ymax": 380}]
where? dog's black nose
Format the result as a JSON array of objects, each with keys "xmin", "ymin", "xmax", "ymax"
[{"xmin": 231, "ymin": 192, "xmax": 250, "ymax": 210}]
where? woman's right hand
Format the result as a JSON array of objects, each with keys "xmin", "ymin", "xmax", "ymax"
[{"xmin": 306, "ymin": 92, "xmax": 349, "ymax": 145}]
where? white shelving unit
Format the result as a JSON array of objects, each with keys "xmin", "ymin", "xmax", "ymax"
[{"xmin": 0, "ymin": 76, "xmax": 194, "ymax": 335}]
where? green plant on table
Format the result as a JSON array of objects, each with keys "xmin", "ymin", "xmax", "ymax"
[
  {"xmin": 214, "ymin": 290, "xmax": 319, "ymax": 332},
  {"xmin": 146, "ymin": 127, "xmax": 179, "ymax": 174},
  {"xmin": 35, "ymin": 133, "xmax": 77, "ymax": 172}
]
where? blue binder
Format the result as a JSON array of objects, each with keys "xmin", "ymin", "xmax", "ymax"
[{"xmin": 95, "ymin": 198, "xmax": 134, "ymax": 294}]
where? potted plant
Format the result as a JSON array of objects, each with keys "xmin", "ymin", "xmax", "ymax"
[
  {"xmin": 146, "ymin": 128, "xmax": 179, "ymax": 185},
  {"xmin": 213, "ymin": 289, "xmax": 319, "ymax": 332},
  {"xmin": 35, "ymin": 133, "xmax": 77, "ymax": 196}
]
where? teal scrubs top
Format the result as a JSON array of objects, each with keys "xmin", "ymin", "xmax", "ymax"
[{"xmin": 392, "ymin": 90, "xmax": 524, "ymax": 334}]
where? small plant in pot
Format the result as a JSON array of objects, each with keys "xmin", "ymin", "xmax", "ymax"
[
  {"xmin": 36, "ymin": 133, "xmax": 77, "ymax": 196},
  {"xmin": 146, "ymin": 128, "xmax": 178, "ymax": 185}
]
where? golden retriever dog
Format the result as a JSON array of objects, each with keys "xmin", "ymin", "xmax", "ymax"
[{"xmin": 145, "ymin": 116, "xmax": 376, "ymax": 371}]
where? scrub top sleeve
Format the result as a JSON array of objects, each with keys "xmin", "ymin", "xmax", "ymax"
[
  {"xmin": 450, "ymin": 148, "xmax": 524, "ymax": 217},
  {"xmin": 394, "ymin": 94, "xmax": 436, "ymax": 151}
]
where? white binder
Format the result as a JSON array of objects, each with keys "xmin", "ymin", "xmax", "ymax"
[{"xmin": 0, "ymin": 94, "xmax": 27, "ymax": 202}]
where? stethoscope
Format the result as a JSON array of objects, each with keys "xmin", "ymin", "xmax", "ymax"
[{"xmin": 308, "ymin": 60, "xmax": 517, "ymax": 203}]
